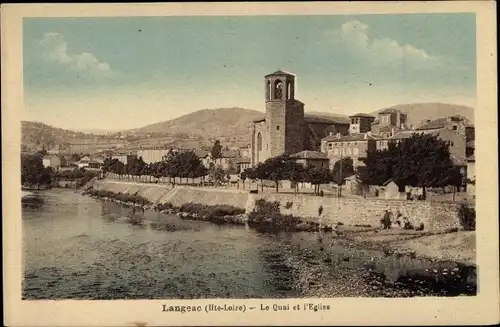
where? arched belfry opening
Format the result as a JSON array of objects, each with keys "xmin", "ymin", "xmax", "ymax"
[
  {"xmin": 266, "ymin": 80, "xmax": 271, "ymax": 100},
  {"xmin": 287, "ymin": 82, "xmax": 291, "ymax": 100},
  {"xmin": 274, "ymin": 79, "xmax": 283, "ymax": 100}
]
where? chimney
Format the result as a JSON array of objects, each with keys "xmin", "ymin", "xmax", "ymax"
[
  {"xmin": 367, "ymin": 131, "xmax": 372, "ymax": 137},
  {"xmin": 364, "ymin": 133, "xmax": 368, "ymax": 140},
  {"xmin": 329, "ymin": 132, "xmax": 334, "ymax": 136},
  {"xmin": 336, "ymin": 132, "xmax": 341, "ymax": 139},
  {"xmin": 391, "ymin": 127, "xmax": 395, "ymax": 137}
]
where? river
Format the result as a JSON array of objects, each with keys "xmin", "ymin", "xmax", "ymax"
[{"xmin": 22, "ymin": 189, "xmax": 476, "ymax": 299}]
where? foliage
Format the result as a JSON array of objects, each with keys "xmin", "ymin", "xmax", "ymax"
[
  {"xmin": 247, "ymin": 199, "xmax": 302, "ymax": 229},
  {"xmin": 21, "ymin": 153, "xmax": 54, "ymax": 189},
  {"xmin": 211, "ymin": 140, "xmax": 223, "ymax": 159},
  {"xmin": 380, "ymin": 211, "xmax": 392, "ymax": 229},
  {"xmin": 179, "ymin": 203, "xmax": 244, "ymax": 219},
  {"xmin": 56, "ymin": 168, "xmax": 97, "ymax": 181},
  {"xmin": 359, "ymin": 133, "xmax": 462, "ymax": 199},
  {"xmin": 306, "ymin": 167, "xmax": 332, "ymax": 195},
  {"xmin": 458, "ymin": 204, "xmax": 476, "ymax": 231},
  {"xmin": 332, "ymin": 157, "xmax": 355, "ymax": 185},
  {"xmin": 208, "ymin": 163, "xmax": 227, "ymax": 186},
  {"xmin": 86, "ymin": 189, "xmax": 152, "ymax": 206}
]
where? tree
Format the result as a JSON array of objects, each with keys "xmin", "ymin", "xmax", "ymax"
[
  {"xmin": 211, "ymin": 140, "xmax": 223, "ymax": 159},
  {"xmin": 332, "ymin": 157, "xmax": 355, "ymax": 185},
  {"xmin": 21, "ymin": 153, "xmax": 53, "ymax": 189},
  {"xmin": 165, "ymin": 150, "xmax": 205, "ymax": 185},
  {"xmin": 208, "ymin": 163, "xmax": 226, "ymax": 186},
  {"xmin": 306, "ymin": 168, "xmax": 332, "ymax": 196},
  {"xmin": 359, "ymin": 133, "xmax": 460, "ymax": 200}
]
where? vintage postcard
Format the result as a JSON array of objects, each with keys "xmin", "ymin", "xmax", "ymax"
[{"xmin": 2, "ymin": 2, "xmax": 499, "ymax": 326}]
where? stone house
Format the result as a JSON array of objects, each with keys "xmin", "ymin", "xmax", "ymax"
[
  {"xmin": 370, "ymin": 108, "xmax": 408, "ymax": 137},
  {"xmin": 321, "ymin": 132, "xmax": 377, "ymax": 169},
  {"xmin": 42, "ymin": 154, "xmax": 61, "ymax": 171},
  {"xmin": 416, "ymin": 116, "xmax": 475, "ymax": 142},
  {"xmin": 381, "ymin": 179, "xmax": 405, "ymax": 200},
  {"xmin": 290, "ymin": 150, "xmax": 329, "ymax": 169}
]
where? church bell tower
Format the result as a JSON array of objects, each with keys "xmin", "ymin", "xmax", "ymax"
[{"xmin": 265, "ymin": 70, "xmax": 305, "ymax": 158}]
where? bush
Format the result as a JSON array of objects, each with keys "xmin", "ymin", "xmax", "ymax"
[
  {"xmin": 179, "ymin": 203, "xmax": 244, "ymax": 219},
  {"xmin": 156, "ymin": 202, "xmax": 174, "ymax": 211},
  {"xmin": 284, "ymin": 201, "xmax": 293, "ymax": 209},
  {"xmin": 247, "ymin": 199, "xmax": 302, "ymax": 228},
  {"xmin": 458, "ymin": 204, "xmax": 476, "ymax": 231}
]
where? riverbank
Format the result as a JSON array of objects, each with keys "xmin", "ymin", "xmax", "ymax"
[{"xmin": 84, "ymin": 185, "xmax": 475, "ymax": 267}]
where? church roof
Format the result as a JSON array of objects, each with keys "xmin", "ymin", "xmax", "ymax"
[{"xmin": 265, "ymin": 70, "xmax": 295, "ymax": 77}]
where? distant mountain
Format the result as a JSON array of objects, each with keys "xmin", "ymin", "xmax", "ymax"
[
  {"xmin": 369, "ymin": 102, "xmax": 475, "ymax": 127},
  {"xmin": 22, "ymin": 102, "xmax": 474, "ymax": 153}
]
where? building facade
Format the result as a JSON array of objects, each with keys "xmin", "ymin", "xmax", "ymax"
[
  {"xmin": 371, "ymin": 108, "xmax": 408, "ymax": 137},
  {"xmin": 320, "ymin": 132, "xmax": 377, "ymax": 169},
  {"xmin": 42, "ymin": 155, "xmax": 61, "ymax": 171},
  {"xmin": 137, "ymin": 149, "xmax": 171, "ymax": 164},
  {"xmin": 349, "ymin": 113, "xmax": 375, "ymax": 134},
  {"xmin": 290, "ymin": 150, "xmax": 329, "ymax": 169}
]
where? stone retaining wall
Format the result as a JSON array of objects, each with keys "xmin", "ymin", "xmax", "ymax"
[{"xmin": 91, "ymin": 180, "xmax": 463, "ymax": 232}]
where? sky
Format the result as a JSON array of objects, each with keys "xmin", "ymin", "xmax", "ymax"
[{"xmin": 23, "ymin": 14, "xmax": 477, "ymax": 131}]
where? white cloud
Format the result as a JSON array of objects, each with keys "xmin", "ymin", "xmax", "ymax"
[
  {"xmin": 38, "ymin": 32, "xmax": 115, "ymax": 77},
  {"xmin": 328, "ymin": 20, "xmax": 441, "ymax": 68}
]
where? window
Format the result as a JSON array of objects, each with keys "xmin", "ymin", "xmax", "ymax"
[
  {"xmin": 346, "ymin": 148, "xmax": 351, "ymax": 155},
  {"xmin": 274, "ymin": 79, "xmax": 283, "ymax": 99},
  {"xmin": 453, "ymin": 126, "xmax": 458, "ymax": 130},
  {"xmin": 328, "ymin": 143, "xmax": 333, "ymax": 150},
  {"xmin": 257, "ymin": 132, "xmax": 262, "ymax": 151},
  {"xmin": 276, "ymin": 125, "xmax": 280, "ymax": 130}
]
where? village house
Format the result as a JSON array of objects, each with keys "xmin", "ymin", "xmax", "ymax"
[
  {"xmin": 370, "ymin": 108, "xmax": 409, "ymax": 138},
  {"xmin": 137, "ymin": 147, "xmax": 171, "ymax": 164},
  {"xmin": 321, "ymin": 132, "xmax": 377, "ymax": 169},
  {"xmin": 111, "ymin": 154, "xmax": 137, "ymax": 165},
  {"xmin": 234, "ymin": 157, "xmax": 251, "ymax": 173},
  {"xmin": 348, "ymin": 113, "xmax": 375, "ymax": 134},
  {"xmin": 290, "ymin": 150, "xmax": 329, "ymax": 169},
  {"xmin": 42, "ymin": 154, "xmax": 61, "ymax": 171},
  {"xmin": 380, "ymin": 179, "xmax": 406, "ymax": 200},
  {"xmin": 415, "ymin": 116, "xmax": 475, "ymax": 142},
  {"xmin": 76, "ymin": 156, "xmax": 91, "ymax": 168}
]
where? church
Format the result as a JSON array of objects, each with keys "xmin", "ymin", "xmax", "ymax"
[{"xmin": 250, "ymin": 70, "xmax": 349, "ymax": 166}]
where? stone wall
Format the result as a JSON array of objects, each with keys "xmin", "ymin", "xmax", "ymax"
[
  {"xmin": 248, "ymin": 193, "xmax": 462, "ymax": 232},
  {"xmin": 91, "ymin": 180, "xmax": 463, "ymax": 232}
]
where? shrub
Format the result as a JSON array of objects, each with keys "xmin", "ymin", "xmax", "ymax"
[
  {"xmin": 247, "ymin": 199, "xmax": 301, "ymax": 228},
  {"xmin": 403, "ymin": 221, "xmax": 414, "ymax": 230},
  {"xmin": 179, "ymin": 203, "xmax": 244, "ymax": 219},
  {"xmin": 156, "ymin": 202, "xmax": 174, "ymax": 211},
  {"xmin": 458, "ymin": 204, "xmax": 476, "ymax": 231},
  {"xmin": 415, "ymin": 223, "xmax": 425, "ymax": 231},
  {"xmin": 284, "ymin": 201, "xmax": 293, "ymax": 209}
]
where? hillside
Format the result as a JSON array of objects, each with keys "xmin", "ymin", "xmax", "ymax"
[
  {"xmin": 22, "ymin": 102, "xmax": 475, "ymax": 153},
  {"xmin": 21, "ymin": 121, "xmax": 89, "ymax": 151},
  {"xmin": 369, "ymin": 102, "xmax": 474, "ymax": 127},
  {"xmin": 129, "ymin": 107, "xmax": 264, "ymax": 148}
]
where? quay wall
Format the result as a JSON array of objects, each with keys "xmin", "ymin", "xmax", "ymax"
[{"xmin": 91, "ymin": 180, "xmax": 463, "ymax": 232}]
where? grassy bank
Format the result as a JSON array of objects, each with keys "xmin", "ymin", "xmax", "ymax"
[{"xmin": 85, "ymin": 189, "xmax": 152, "ymax": 207}]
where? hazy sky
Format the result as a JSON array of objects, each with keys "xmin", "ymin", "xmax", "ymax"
[{"xmin": 23, "ymin": 14, "xmax": 477, "ymax": 130}]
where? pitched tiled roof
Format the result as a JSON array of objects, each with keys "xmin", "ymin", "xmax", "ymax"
[
  {"xmin": 234, "ymin": 157, "xmax": 251, "ymax": 164},
  {"xmin": 322, "ymin": 133, "xmax": 377, "ymax": 142},
  {"xmin": 349, "ymin": 113, "xmax": 375, "ymax": 118},
  {"xmin": 415, "ymin": 118, "xmax": 448, "ymax": 130},
  {"xmin": 290, "ymin": 150, "xmax": 328, "ymax": 159}
]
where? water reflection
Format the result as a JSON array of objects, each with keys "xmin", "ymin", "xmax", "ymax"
[{"xmin": 22, "ymin": 189, "xmax": 476, "ymax": 300}]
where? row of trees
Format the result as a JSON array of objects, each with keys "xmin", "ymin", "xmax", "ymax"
[
  {"xmin": 102, "ymin": 150, "xmax": 231, "ymax": 186},
  {"xmin": 242, "ymin": 155, "xmax": 354, "ymax": 194}
]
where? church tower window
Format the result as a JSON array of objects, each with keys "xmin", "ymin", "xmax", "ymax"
[{"xmin": 274, "ymin": 79, "xmax": 283, "ymax": 100}]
